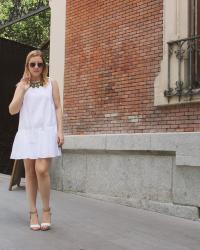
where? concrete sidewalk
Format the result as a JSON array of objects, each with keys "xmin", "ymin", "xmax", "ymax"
[{"xmin": 0, "ymin": 174, "xmax": 200, "ymax": 250}]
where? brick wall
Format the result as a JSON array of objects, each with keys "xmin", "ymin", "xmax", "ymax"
[{"xmin": 63, "ymin": 0, "xmax": 200, "ymax": 134}]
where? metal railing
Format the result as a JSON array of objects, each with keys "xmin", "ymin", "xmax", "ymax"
[
  {"xmin": 164, "ymin": 35, "xmax": 200, "ymax": 102},
  {"xmin": 0, "ymin": 0, "xmax": 50, "ymax": 30}
]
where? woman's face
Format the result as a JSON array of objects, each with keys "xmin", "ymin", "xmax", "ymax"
[{"xmin": 28, "ymin": 56, "xmax": 44, "ymax": 79}]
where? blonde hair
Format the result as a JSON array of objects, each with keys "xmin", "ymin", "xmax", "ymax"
[{"xmin": 22, "ymin": 50, "xmax": 48, "ymax": 85}]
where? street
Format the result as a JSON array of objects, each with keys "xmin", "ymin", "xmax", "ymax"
[{"xmin": 0, "ymin": 174, "xmax": 200, "ymax": 250}]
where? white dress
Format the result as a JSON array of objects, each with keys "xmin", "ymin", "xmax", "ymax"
[{"xmin": 10, "ymin": 78, "xmax": 61, "ymax": 159}]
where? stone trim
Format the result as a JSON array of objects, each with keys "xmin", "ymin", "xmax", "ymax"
[
  {"xmin": 49, "ymin": 0, "xmax": 66, "ymax": 108},
  {"xmin": 63, "ymin": 132, "xmax": 200, "ymax": 167}
]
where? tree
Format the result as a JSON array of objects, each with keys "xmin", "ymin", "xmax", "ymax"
[{"xmin": 0, "ymin": 0, "xmax": 50, "ymax": 48}]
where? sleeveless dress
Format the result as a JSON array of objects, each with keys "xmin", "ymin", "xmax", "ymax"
[{"xmin": 10, "ymin": 78, "xmax": 61, "ymax": 159}]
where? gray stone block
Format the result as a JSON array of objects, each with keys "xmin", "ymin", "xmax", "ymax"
[
  {"xmin": 62, "ymin": 152, "xmax": 87, "ymax": 192},
  {"xmin": 173, "ymin": 165, "xmax": 200, "ymax": 207},
  {"xmin": 56, "ymin": 133, "xmax": 200, "ymax": 220},
  {"xmin": 63, "ymin": 152, "xmax": 173, "ymax": 203},
  {"xmin": 63, "ymin": 135, "xmax": 106, "ymax": 150},
  {"xmin": 150, "ymin": 133, "xmax": 177, "ymax": 151},
  {"xmin": 72, "ymin": 192, "xmax": 199, "ymax": 220},
  {"xmin": 50, "ymin": 157, "xmax": 63, "ymax": 191},
  {"xmin": 106, "ymin": 134, "xmax": 151, "ymax": 151}
]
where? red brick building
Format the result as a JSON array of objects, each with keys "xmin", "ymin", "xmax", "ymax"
[
  {"xmin": 62, "ymin": 0, "xmax": 200, "ymax": 134},
  {"xmin": 50, "ymin": 0, "xmax": 200, "ymax": 220}
]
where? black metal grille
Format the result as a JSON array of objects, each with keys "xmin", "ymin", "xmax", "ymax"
[
  {"xmin": 0, "ymin": 0, "xmax": 50, "ymax": 30},
  {"xmin": 164, "ymin": 35, "xmax": 200, "ymax": 102}
]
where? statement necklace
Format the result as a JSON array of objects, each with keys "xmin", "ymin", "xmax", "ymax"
[{"xmin": 30, "ymin": 80, "xmax": 44, "ymax": 88}]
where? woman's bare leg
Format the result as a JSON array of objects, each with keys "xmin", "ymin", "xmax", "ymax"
[
  {"xmin": 35, "ymin": 158, "xmax": 51, "ymax": 209},
  {"xmin": 35, "ymin": 158, "xmax": 51, "ymax": 229},
  {"xmin": 24, "ymin": 159, "xmax": 39, "ymax": 226}
]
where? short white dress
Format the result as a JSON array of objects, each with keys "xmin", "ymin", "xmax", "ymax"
[{"xmin": 10, "ymin": 78, "xmax": 61, "ymax": 159}]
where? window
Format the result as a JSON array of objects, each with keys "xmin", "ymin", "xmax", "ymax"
[
  {"xmin": 188, "ymin": 0, "xmax": 200, "ymax": 90},
  {"xmin": 154, "ymin": 0, "xmax": 200, "ymax": 106}
]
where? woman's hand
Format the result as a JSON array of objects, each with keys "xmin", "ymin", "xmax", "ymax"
[
  {"xmin": 9, "ymin": 76, "xmax": 30, "ymax": 115},
  {"xmin": 57, "ymin": 132, "xmax": 64, "ymax": 147},
  {"xmin": 18, "ymin": 76, "xmax": 30, "ymax": 91}
]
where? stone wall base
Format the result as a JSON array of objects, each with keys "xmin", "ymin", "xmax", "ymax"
[{"xmin": 50, "ymin": 133, "xmax": 200, "ymax": 221}]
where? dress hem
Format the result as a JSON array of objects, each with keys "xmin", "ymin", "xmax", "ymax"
[{"xmin": 10, "ymin": 154, "xmax": 61, "ymax": 160}]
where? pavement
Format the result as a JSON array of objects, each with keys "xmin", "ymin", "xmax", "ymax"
[{"xmin": 1, "ymin": 174, "xmax": 200, "ymax": 250}]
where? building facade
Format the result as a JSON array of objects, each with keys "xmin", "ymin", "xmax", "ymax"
[{"xmin": 49, "ymin": 0, "xmax": 200, "ymax": 220}]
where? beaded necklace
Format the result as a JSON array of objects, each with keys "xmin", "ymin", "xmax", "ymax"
[{"xmin": 30, "ymin": 81, "xmax": 44, "ymax": 88}]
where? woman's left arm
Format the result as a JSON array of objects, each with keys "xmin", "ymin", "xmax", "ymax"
[{"xmin": 52, "ymin": 79, "xmax": 64, "ymax": 147}]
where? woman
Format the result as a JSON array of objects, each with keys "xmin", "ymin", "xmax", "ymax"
[{"xmin": 9, "ymin": 50, "xmax": 64, "ymax": 231}]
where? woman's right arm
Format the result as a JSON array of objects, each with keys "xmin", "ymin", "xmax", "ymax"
[{"xmin": 9, "ymin": 79, "xmax": 30, "ymax": 115}]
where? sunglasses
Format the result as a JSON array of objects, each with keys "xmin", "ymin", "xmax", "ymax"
[{"xmin": 29, "ymin": 62, "xmax": 44, "ymax": 68}]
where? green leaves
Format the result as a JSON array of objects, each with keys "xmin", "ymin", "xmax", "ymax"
[
  {"xmin": 0, "ymin": 0, "xmax": 50, "ymax": 48},
  {"xmin": 0, "ymin": 1, "xmax": 14, "ymax": 22}
]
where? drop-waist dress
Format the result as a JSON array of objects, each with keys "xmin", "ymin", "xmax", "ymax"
[{"xmin": 10, "ymin": 78, "xmax": 61, "ymax": 159}]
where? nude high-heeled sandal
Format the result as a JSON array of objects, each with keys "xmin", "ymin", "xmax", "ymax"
[
  {"xmin": 30, "ymin": 211, "xmax": 41, "ymax": 231},
  {"xmin": 41, "ymin": 208, "xmax": 51, "ymax": 231}
]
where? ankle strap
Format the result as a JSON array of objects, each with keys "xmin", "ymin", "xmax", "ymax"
[
  {"xmin": 30, "ymin": 211, "xmax": 38, "ymax": 215},
  {"xmin": 43, "ymin": 207, "xmax": 51, "ymax": 212}
]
